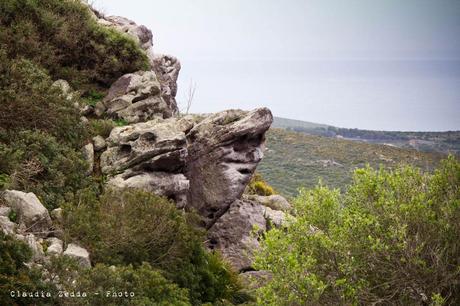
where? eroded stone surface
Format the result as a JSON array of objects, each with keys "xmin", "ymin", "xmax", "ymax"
[
  {"xmin": 96, "ymin": 71, "xmax": 174, "ymax": 123},
  {"xmin": 2, "ymin": 190, "xmax": 52, "ymax": 236},
  {"xmin": 186, "ymin": 108, "xmax": 273, "ymax": 227},
  {"xmin": 207, "ymin": 199, "xmax": 267, "ymax": 272}
]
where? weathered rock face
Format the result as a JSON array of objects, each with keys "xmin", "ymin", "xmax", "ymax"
[
  {"xmin": 99, "ymin": 108, "xmax": 273, "ymax": 217},
  {"xmin": 207, "ymin": 199, "xmax": 267, "ymax": 272},
  {"xmin": 186, "ymin": 108, "xmax": 273, "ymax": 227},
  {"xmin": 244, "ymin": 194, "xmax": 291, "ymax": 212},
  {"xmin": 95, "ymin": 13, "xmax": 181, "ymax": 115},
  {"xmin": 206, "ymin": 194, "xmax": 291, "ymax": 271},
  {"xmin": 98, "ymin": 16, "xmax": 154, "ymax": 59},
  {"xmin": 108, "ymin": 172, "xmax": 190, "ymax": 208},
  {"xmin": 101, "ymin": 117, "xmax": 193, "ymax": 174},
  {"xmin": 152, "ymin": 55, "xmax": 181, "ymax": 113},
  {"xmin": 101, "ymin": 116, "xmax": 194, "ymax": 207},
  {"xmin": 96, "ymin": 71, "xmax": 175, "ymax": 123},
  {"xmin": 2, "ymin": 190, "xmax": 52, "ymax": 237}
]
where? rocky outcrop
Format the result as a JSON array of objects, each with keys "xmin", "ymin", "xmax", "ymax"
[
  {"xmin": 186, "ymin": 108, "xmax": 273, "ymax": 227},
  {"xmin": 152, "ymin": 55, "xmax": 181, "ymax": 112},
  {"xmin": 2, "ymin": 190, "xmax": 52, "ymax": 237},
  {"xmin": 207, "ymin": 199, "xmax": 266, "ymax": 272},
  {"xmin": 94, "ymin": 12, "xmax": 180, "ymax": 116},
  {"xmin": 95, "ymin": 71, "xmax": 175, "ymax": 123},
  {"xmin": 1, "ymin": 190, "xmax": 91, "ymax": 266},
  {"xmin": 97, "ymin": 16, "xmax": 154, "ymax": 61},
  {"xmin": 206, "ymin": 194, "xmax": 291, "ymax": 271},
  {"xmin": 108, "ymin": 172, "xmax": 190, "ymax": 208},
  {"xmin": 99, "ymin": 108, "xmax": 272, "ymax": 220}
]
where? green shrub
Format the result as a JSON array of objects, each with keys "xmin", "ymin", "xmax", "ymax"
[
  {"xmin": 0, "ymin": 0, "xmax": 149, "ymax": 92},
  {"xmin": 46, "ymin": 256, "xmax": 191, "ymax": 306},
  {"xmin": 0, "ymin": 232, "xmax": 54, "ymax": 306},
  {"xmin": 246, "ymin": 173, "xmax": 276, "ymax": 196},
  {"xmin": 63, "ymin": 188, "xmax": 245, "ymax": 305},
  {"xmin": 0, "ymin": 54, "xmax": 85, "ymax": 146},
  {"xmin": 255, "ymin": 156, "xmax": 460, "ymax": 305},
  {"xmin": 0, "ymin": 130, "xmax": 93, "ymax": 209},
  {"xmin": 88, "ymin": 119, "xmax": 115, "ymax": 138}
]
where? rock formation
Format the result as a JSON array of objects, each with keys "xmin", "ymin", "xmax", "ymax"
[
  {"xmin": 1, "ymin": 190, "xmax": 91, "ymax": 268},
  {"xmin": 80, "ymin": 5, "xmax": 286, "ymax": 272},
  {"xmin": 185, "ymin": 108, "xmax": 273, "ymax": 227},
  {"xmin": 95, "ymin": 71, "xmax": 175, "ymax": 123},
  {"xmin": 94, "ymin": 11, "xmax": 181, "ymax": 115},
  {"xmin": 2, "ymin": 190, "xmax": 52, "ymax": 237}
]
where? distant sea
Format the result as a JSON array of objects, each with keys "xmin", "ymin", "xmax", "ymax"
[{"xmin": 177, "ymin": 60, "xmax": 460, "ymax": 132}]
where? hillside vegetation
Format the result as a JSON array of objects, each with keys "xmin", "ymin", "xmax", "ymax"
[
  {"xmin": 256, "ymin": 156, "xmax": 460, "ymax": 305},
  {"xmin": 0, "ymin": 1, "xmax": 246, "ymax": 305},
  {"xmin": 258, "ymin": 128, "xmax": 445, "ymax": 197},
  {"xmin": 273, "ymin": 117, "xmax": 460, "ymax": 155}
]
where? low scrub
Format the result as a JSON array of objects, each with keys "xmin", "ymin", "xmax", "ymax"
[
  {"xmin": 63, "ymin": 188, "xmax": 245, "ymax": 305},
  {"xmin": 255, "ymin": 156, "xmax": 460, "ymax": 305}
]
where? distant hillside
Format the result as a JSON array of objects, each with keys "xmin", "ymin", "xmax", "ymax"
[
  {"xmin": 258, "ymin": 128, "xmax": 445, "ymax": 197},
  {"xmin": 273, "ymin": 117, "xmax": 460, "ymax": 155}
]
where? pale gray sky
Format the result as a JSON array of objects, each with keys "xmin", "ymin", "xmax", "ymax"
[{"xmin": 94, "ymin": 0, "xmax": 460, "ymax": 131}]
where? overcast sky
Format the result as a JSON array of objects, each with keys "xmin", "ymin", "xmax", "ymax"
[{"xmin": 94, "ymin": 0, "xmax": 460, "ymax": 131}]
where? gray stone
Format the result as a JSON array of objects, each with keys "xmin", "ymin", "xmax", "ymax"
[
  {"xmin": 97, "ymin": 71, "xmax": 174, "ymax": 123},
  {"xmin": 263, "ymin": 206, "xmax": 288, "ymax": 228},
  {"xmin": 92, "ymin": 135, "xmax": 107, "ymax": 152},
  {"xmin": 0, "ymin": 206, "xmax": 11, "ymax": 217},
  {"xmin": 50, "ymin": 208, "xmax": 63, "ymax": 223},
  {"xmin": 152, "ymin": 55, "xmax": 181, "ymax": 113},
  {"xmin": 2, "ymin": 190, "xmax": 51, "ymax": 236},
  {"xmin": 207, "ymin": 199, "xmax": 266, "ymax": 272},
  {"xmin": 0, "ymin": 216, "xmax": 17, "ymax": 235},
  {"xmin": 82, "ymin": 143, "xmax": 94, "ymax": 175},
  {"xmin": 101, "ymin": 117, "xmax": 192, "ymax": 174},
  {"xmin": 186, "ymin": 108, "xmax": 273, "ymax": 228},
  {"xmin": 46, "ymin": 237, "xmax": 63, "ymax": 256},
  {"xmin": 244, "ymin": 194, "xmax": 291, "ymax": 212},
  {"xmin": 63, "ymin": 243, "xmax": 91, "ymax": 268},
  {"xmin": 107, "ymin": 171, "xmax": 189, "ymax": 208},
  {"xmin": 18, "ymin": 234, "xmax": 44, "ymax": 261}
]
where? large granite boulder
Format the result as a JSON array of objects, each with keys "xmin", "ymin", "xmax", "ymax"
[
  {"xmin": 152, "ymin": 55, "xmax": 181, "ymax": 114},
  {"xmin": 2, "ymin": 190, "xmax": 52, "ymax": 237},
  {"xmin": 107, "ymin": 171, "xmax": 189, "ymax": 208},
  {"xmin": 95, "ymin": 71, "xmax": 174, "ymax": 123},
  {"xmin": 185, "ymin": 108, "xmax": 273, "ymax": 227},
  {"xmin": 101, "ymin": 116, "xmax": 195, "ymax": 207},
  {"xmin": 101, "ymin": 117, "xmax": 193, "ymax": 174},
  {"xmin": 207, "ymin": 199, "xmax": 267, "ymax": 272}
]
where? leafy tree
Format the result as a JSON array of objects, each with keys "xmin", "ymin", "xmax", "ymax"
[{"xmin": 255, "ymin": 156, "xmax": 460, "ymax": 305}]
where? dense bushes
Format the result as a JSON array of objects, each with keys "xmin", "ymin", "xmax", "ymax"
[
  {"xmin": 0, "ymin": 130, "xmax": 93, "ymax": 209},
  {"xmin": 63, "ymin": 188, "xmax": 245, "ymax": 305},
  {"xmin": 0, "ymin": 233, "xmax": 54, "ymax": 306},
  {"xmin": 0, "ymin": 54, "xmax": 85, "ymax": 146},
  {"xmin": 0, "ymin": 0, "xmax": 149, "ymax": 91},
  {"xmin": 255, "ymin": 156, "xmax": 460, "ymax": 305},
  {"xmin": 46, "ymin": 257, "xmax": 191, "ymax": 306}
]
